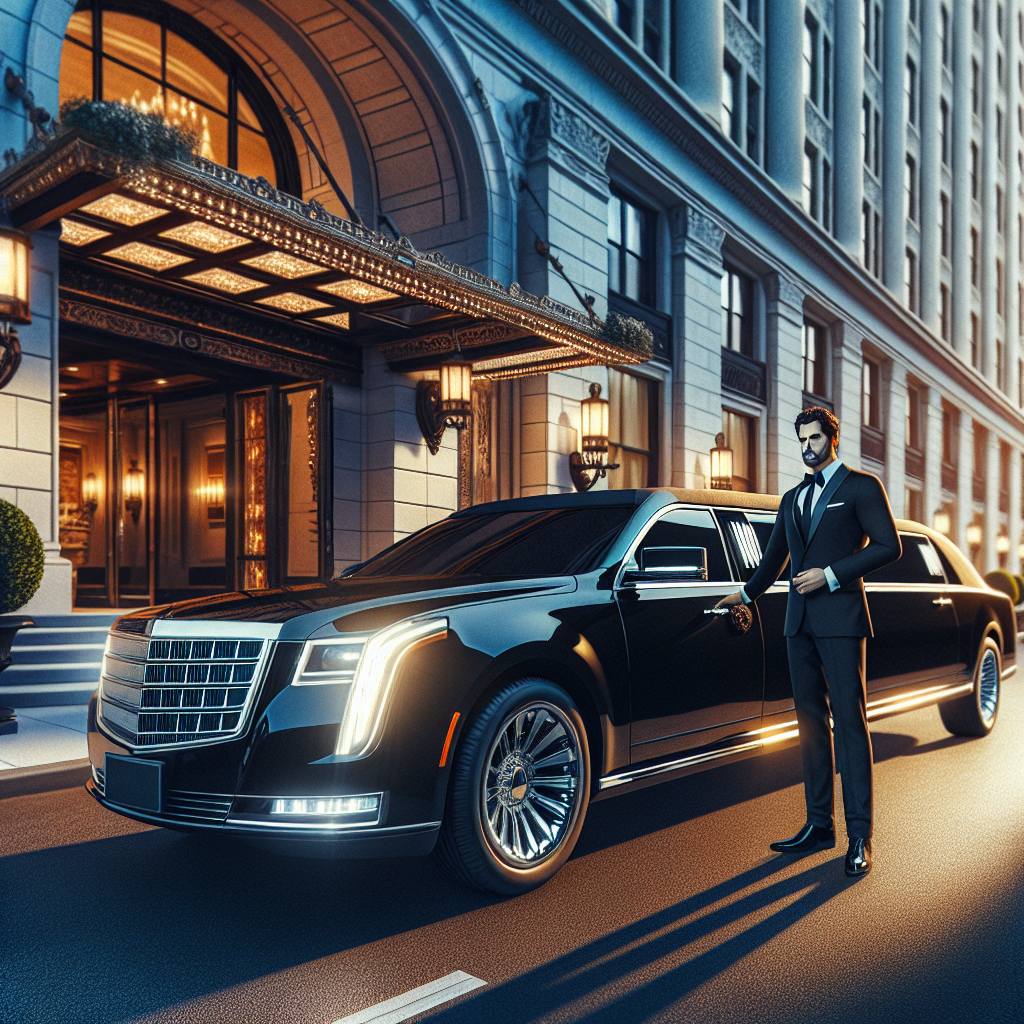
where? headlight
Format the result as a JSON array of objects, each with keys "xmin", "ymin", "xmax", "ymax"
[
  {"xmin": 292, "ymin": 637, "xmax": 368, "ymax": 685},
  {"xmin": 334, "ymin": 617, "xmax": 448, "ymax": 759}
]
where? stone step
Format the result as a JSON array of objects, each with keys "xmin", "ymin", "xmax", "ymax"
[
  {"xmin": 9, "ymin": 643, "xmax": 106, "ymax": 664},
  {"xmin": 0, "ymin": 681, "xmax": 98, "ymax": 707}
]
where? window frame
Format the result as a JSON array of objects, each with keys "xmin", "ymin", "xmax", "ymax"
[{"xmin": 607, "ymin": 188, "xmax": 658, "ymax": 309}]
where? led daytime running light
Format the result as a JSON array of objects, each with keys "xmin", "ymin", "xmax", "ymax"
[{"xmin": 335, "ymin": 617, "xmax": 448, "ymax": 759}]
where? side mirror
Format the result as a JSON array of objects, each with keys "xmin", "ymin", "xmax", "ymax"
[{"xmin": 631, "ymin": 546, "xmax": 708, "ymax": 581}]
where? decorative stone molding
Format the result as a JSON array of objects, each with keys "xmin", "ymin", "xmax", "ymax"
[
  {"xmin": 723, "ymin": 3, "xmax": 763, "ymax": 79},
  {"xmin": 863, "ymin": 173, "xmax": 883, "ymax": 210},
  {"xmin": 527, "ymin": 95, "xmax": 610, "ymax": 172},
  {"xmin": 764, "ymin": 272, "xmax": 806, "ymax": 310},
  {"xmin": 670, "ymin": 204, "xmax": 725, "ymax": 265}
]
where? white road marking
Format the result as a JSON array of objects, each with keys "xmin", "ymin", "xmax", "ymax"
[{"xmin": 332, "ymin": 971, "xmax": 487, "ymax": 1024}]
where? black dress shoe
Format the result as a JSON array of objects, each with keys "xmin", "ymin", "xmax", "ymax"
[
  {"xmin": 845, "ymin": 837, "xmax": 872, "ymax": 877},
  {"xmin": 769, "ymin": 822, "xmax": 836, "ymax": 853}
]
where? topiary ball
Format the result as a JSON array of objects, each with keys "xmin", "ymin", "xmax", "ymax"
[
  {"xmin": 983, "ymin": 568, "xmax": 1020, "ymax": 605},
  {"xmin": 0, "ymin": 500, "xmax": 44, "ymax": 614},
  {"xmin": 1015, "ymin": 575, "xmax": 1024, "ymax": 605}
]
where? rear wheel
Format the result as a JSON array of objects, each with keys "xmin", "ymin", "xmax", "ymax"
[
  {"xmin": 432, "ymin": 678, "xmax": 590, "ymax": 895},
  {"xmin": 939, "ymin": 636, "xmax": 1001, "ymax": 737}
]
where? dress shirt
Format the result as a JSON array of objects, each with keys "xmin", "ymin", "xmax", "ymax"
[{"xmin": 739, "ymin": 459, "xmax": 844, "ymax": 603}]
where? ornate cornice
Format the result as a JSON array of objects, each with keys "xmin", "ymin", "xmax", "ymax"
[
  {"xmin": 379, "ymin": 322, "xmax": 531, "ymax": 364},
  {"xmin": 764, "ymin": 272, "xmax": 806, "ymax": 310}
]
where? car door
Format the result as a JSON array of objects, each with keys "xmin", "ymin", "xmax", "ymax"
[
  {"xmin": 616, "ymin": 506, "xmax": 764, "ymax": 763},
  {"xmin": 864, "ymin": 532, "xmax": 960, "ymax": 693}
]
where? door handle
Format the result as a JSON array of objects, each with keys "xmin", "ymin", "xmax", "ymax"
[
  {"xmin": 703, "ymin": 607, "xmax": 730, "ymax": 615},
  {"xmin": 932, "ymin": 597, "xmax": 952, "ymax": 606}
]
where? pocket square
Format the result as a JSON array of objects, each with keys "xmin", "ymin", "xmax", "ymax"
[{"xmin": 825, "ymin": 502, "xmax": 844, "ymax": 508}]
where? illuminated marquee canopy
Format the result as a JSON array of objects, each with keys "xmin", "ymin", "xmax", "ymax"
[{"xmin": 0, "ymin": 131, "xmax": 653, "ymax": 380}]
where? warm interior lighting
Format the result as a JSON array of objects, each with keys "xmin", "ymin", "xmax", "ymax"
[
  {"xmin": 0, "ymin": 221, "xmax": 32, "ymax": 323},
  {"xmin": 60, "ymin": 219, "xmax": 110, "ymax": 247},
  {"xmin": 933, "ymin": 511, "xmax": 951, "ymax": 535},
  {"xmin": 155, "ymin": 378, "xmax": 168, "ymax": 385},
  {"xmin": 439, "ymin": 361, "xmax": 473, "ymax": 428},
  {"xmin": 255, "ymin": 292, "xmax": 330, "ymax": 314},
  {"xmin": 123, "ymin": 459, "xmax": 145, "ymax": 525},
  {"xmin": 580, "ymin": 382, "xmax": 610, "ymax": 453},
  {"xmin": 105, "ymin": 242, "xmax": 192, "ymax": 272},
  {"xmin": 183, "ymin": 268, "xmax": 259, "ymax": 294},
  {"xmin": 966, "ymin": 523, "xmax": 983, "ymax": 547},
  {"xmin": 317, "ymin": 279, "xmax": 398, "ymax": 303},
  {"xmin": 241, "ymin": 252, "xmax": 322, "ymax": 278},
  {"xmin": 198, "ymin": 477, "xmax": 225, "ymax": 519},
  {"xmin": 997, "ymin": 534, "xmax": 1010, "ymax": 554},
  {"xmin": 80, "ymin": 194, "xmax": 166, "ymax": 226},
  {"xmin": 158, "ymin": 221, "xmax": 247, "ymax": 252},
  {"xmin": 315, "ymin": 312, "xmax": 351, "ymax": 329},
  {"xmin": 82, "ymin": 472, "xmax": 99, "ymax": 515},
  {"xmin": 710, "ymin": 432, "xmax": 734, "ymax": 490}
]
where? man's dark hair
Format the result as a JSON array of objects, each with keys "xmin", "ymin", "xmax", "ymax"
[{"xmin": 794, "ymin": 406, "xmax": 840, "ymax": 450}]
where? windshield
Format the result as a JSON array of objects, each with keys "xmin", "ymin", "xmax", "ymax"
[{"xmin": 346, "ymin": 507, "xmax": 635, "ymax": 578}]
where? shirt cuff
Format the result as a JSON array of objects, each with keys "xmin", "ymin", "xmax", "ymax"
[
  {"xmin": 739, "ymin": 586, "xmax": 752, "ymax": 604},
  {"xmin": 824, "ymin": 566, "xmax": 840, "ymax": 592}
]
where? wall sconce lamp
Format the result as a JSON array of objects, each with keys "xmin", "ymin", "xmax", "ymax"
[
  {"xmin": 199, "ymin": 477, "xmax": 225, "ymax": 521},
  {"xmin": 416, "ymin": 360, "xmax": 473, "ymax": 454},
  {"xmin": 709, "ymin": 433, "xmax": 734, "ymax": 490},
  {"xmin": 0, "ymin": 207, "xmax": 31, "ymax": 391},
  {"xmin": 966, "ymin": 523, "xmax": 983, "ymax": 548},
  {"xmin": 82, "ymin": 472, "xmax": 99, "ymax": 516},
  {"xmin": 996, "ymin": 534, "xmax": 1010, "ymax": 555},
  {"xmin": 932, "ymin": 510, "xmax": 951, "ymax": 536},
  {"xmin": 569, "ymin": 383, "xmax": 619, "ymax": 492},
  {"xmin": 123, "ymin": 459, "xmax": 145, "ymax": 525}
]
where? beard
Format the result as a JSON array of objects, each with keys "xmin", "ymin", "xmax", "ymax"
[{"xmin": 802, "ymin": 445, "xmax": 832, "ymax": 468}]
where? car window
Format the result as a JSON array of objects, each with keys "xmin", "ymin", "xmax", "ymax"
[
  {"xmin": 347, "ymin": 507, "xmax": 635, "ymax": 577},
  {"xmin": 744, "ymin": 511, "xmax": 788, "ymax": 582},
  {"xmin": 716, "ymin": 509, "xmax": 768, "ymax": 582},
  {"xmin": 865, "ymin": 534, "xmax": 946, "ymax": 584},
  {"xmin": 631, "ymin": 508, "xmax": 732, "ymax": 582}
]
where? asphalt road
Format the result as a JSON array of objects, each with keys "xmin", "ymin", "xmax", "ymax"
[{"xmin": 2, "ymin": 668, "xmax": 1021, "ymax": 1024}]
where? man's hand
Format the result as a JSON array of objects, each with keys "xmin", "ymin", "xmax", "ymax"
[
  {"xmin": 715, "ymin": 592, "xmax": 745, "ymax": 608},
  {"xmin": 793, "ymin": 567, "xmax": 827, "ymax": 594}
]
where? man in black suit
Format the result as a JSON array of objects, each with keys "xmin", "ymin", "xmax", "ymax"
[{"xmin": 719, "ymin": 406, "xmax": 900, "ymax": 877}]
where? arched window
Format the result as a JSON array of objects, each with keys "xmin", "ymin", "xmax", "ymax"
[{"xmin": 59, "ymin": 0, "xmax": 299, "ymax": 192}]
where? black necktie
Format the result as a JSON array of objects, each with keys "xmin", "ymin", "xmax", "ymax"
[{"xmin": 801, "ymin": 472, "xmax": 825, "ymax": 539}]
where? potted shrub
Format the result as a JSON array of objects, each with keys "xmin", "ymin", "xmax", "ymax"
[
  {"xmin": 0, "ymin": 499, "xmax": 45, "ymax": 731},
  {"xmin": 983, "ymin": 568, "xmax": 1020, "ymax": 605}
]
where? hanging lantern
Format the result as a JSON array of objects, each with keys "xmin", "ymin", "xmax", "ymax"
[
  {"xmin": 0, "ymin": 219, "xmax": 31, "ymax": 324},
  {"xmin": 932, "ymin": 510, "xmax": 951, "ymax": 536},
  {"xmin": 123, "ymin": 460, "xmax": 145, "ymax": 525},
  {"xmin": 569, "ymin": 382, "xmax": 619, "ymax": 492},
  {"xmin": 710, "ymin": 432, "xmax": 734, "ymax": 490}
]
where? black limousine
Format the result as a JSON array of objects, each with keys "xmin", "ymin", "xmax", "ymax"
[{"xmin": 87, "ymin": 488, "xmax": 1014, "ymax": 893}]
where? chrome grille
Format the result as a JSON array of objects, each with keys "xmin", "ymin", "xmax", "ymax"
[
  {"xmin": 98, "ymin": 626, "xmax": 275, "ymax": 750},
  {"xmin": 163, "ymin": 790, "xmax": 233, "ymax": 823}
]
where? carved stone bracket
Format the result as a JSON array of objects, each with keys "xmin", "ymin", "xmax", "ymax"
[
  {"xmin": 671, "ymin": 204, "xmax": 726, "ymax": 269},
  {"xmin": 764, "ymin": 272, "xmax": 806, "ymax": 311},
  {"xmin": 525, "ymin": 95, "xmax": 610, "ymax": 190}
]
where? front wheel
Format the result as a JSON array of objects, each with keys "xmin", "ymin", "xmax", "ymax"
[
  {"xmin": 939, "ymin": 636, "xmax": 1001, "ymax": 737},
  {"xmin": 432, "ymin": 679, "xmax": 590, "ymax": 895}
]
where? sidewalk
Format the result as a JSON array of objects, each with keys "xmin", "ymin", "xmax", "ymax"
[{"xmin": 0, "ymin": 706, "xmax": 92, "ymax": 800}]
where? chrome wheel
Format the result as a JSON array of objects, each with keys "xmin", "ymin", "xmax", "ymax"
[
  {"xmin": 979, "ymin": 647, "xmax": 999, "ymax": 724},
  {"xmin": 481, "ymin": 701, "xmax": 582, "ymax": 866}
]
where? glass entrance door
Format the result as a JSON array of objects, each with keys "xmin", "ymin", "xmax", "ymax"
[{"xmin": 112, "ymin": 398, "xmax": 153, "ymax": 607}]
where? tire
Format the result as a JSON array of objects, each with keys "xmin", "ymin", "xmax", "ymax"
[
  {"xmin": 939, "ymin": 635, "xmax": 1001, "ymax": 737},
  {"xmin": 432, "ymin": 678, "xmax": 591, "ymax": 895}
]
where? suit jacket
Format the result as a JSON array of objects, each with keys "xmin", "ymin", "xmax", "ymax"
[{"xmin": 743, "ymin": 464, "xmax": 901, "ymax": 637}]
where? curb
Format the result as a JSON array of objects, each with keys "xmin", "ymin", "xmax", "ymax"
[{"xmin": 0, "ymin": 759, "xmax": 92, "ymax": 800}]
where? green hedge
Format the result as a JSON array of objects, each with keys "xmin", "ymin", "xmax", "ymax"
[
  {"xmin": 0, "ymin": 500, "xmax": 44, "ymax": 614},
  {"xmin": 59, "ymin": 98, "xmax": 198, "ymax": 161}
]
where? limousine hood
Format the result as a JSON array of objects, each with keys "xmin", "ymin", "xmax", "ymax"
[{"xmin": 113, "ymin": 575, "xmax": 577, "ymax": 635}]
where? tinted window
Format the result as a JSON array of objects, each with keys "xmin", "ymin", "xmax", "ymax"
[
  {"xmin": 348, "ymin": 507, "xmax": 634, "ymax": 578},
  {"xmin": 866, "ymin": 534, "xmax": 946, "ymax": 584},
  {"xmin": 745, "ymin": 511, "xmax": 789, "ymax": 582},
  {"xmin": 717, "ymin": 509, "xmax": 769, "ymax": 582},
  {"xmin": 633, "ymin": 508, "xmax": 731, "ymax": 582}
]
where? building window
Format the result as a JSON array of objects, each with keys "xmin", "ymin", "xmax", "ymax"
[
  {"xmin": 972, "ymin": 59, "xmax": 980, "ymax": 114},
  {"xmin": 974, "ymin": 1, "xmax": 981, "ymax": 35},
  {"xmin": 607, "ymin": 368, "xmax": 658, "ymax": 489},
  {"xmin": 997, "ymin": 338, "xmax": 1005, "ymax": 387},
  {"xmin": 723, "ymin": 409, "xmax": 757, "ymax": 492},
  {"xmin": 971, "ymin": 312, "xmax": 980, "ymax": 367},
  {"xmin": 58, "ymin": 2, "xmax": 295, "ymax": 187},
  {"xmin": 942, "ymin": 404, "xmax": 957, "ymax": 466},
  {"xmin": 873, "ymin": 210, "xmax": 882, "ymax": 277},
  {"xmin": 940, "ymin": 192, "xmax": 950, "ymax": 257},
  {"xmin": 905, "ymin": 248, "xmax": 917, "ymax": 312},
  {"xmin": 823, "ymin": 159, "xmax": 832, "ymax": 232},
  {"xmin": 874, "ymin": 4, "xmax": 882, "ymax": 67},
  {"xmin": 862, "ymin": 358, "xmax": 880, "ymax": 428},
  {"xmin": 863, "ymin": 95, "xmax": 871, "ymax": 169},
  {"xmin": 997, "ymin": 185, "xmax": 1004, "ymax": 228},
  {"xmin": 803, "ymin": 319, "xmax": 828, "ymax": 398},
  {"xmin": 906, "ymin": 382, "xmax": 923, "ymax": 452},
  {"xmin": 909, "ymin": 0, "xmax": 919, "ymax": 26},
  {"xmin": 863, "ymin": 0, "xmax": 870, "ymax": 56},
  {"xmin": 643, "ymin": 0, "xmax": 663, "ymax": 62},
  {"xmin": 612, "ymin": 0, "xmax": 635, "ymax": 35},
  {"xmin": 863, "ymin": 200, "xmax": 871, "ymax": 266},
  {"xmin": 873, "ymin": 109, "xmax": 882, "ymax": 176},
  {"xmin": 906, "ymin": 59, "xmax": 917, "ymax": 125},
  {"xmin": 940, "ymin": 283, "xmax": 951, "ymax": 340},
  {"xmin": 997, "ymin": 108, "xmax": 1005, "ymax": 162},
  {"xmin": 971, "ymin": 228, "xmax": 980, "ymax": 286},
  {"xmin": 803, "ymin": 142, "xmax": 817, "ymax": 218},
  {"xmin": 905, "ymin": 155, "xmax": 917, "ymax": 223},
  {"xmin": 823, "ymin": 37, "xmax": 832, "ymax": 118},
  {"xmin": 940, "ymin": 99, "xmax": 950, "ymax": 166},
  {"xmin": 721, "ymin": 267, "xmax": 754, "ymax": 357},
  {"xmin": 722, "ymin": 60, "xmax": 740, "ymax": 143},
  {"xmin": 971, "ymin": 143, "xmax": 979, "ymax": 198},
  {"xmin": 608, "ymin": 192, "xmax": 656, "ymax": 307},
  {"xmin": 746, "ymin": 78, "xmax": 761, "ymax": 160},
  {"xmin": 941, "ymin": 6, "xmax": 950, "ymax": 68},
  {"xmin": 804, "ymin": 13, "xmax": 819, "ymax": 105},
  {"xmin": 997, "ymin": 259, "xmax": 1005, "ymax": 317}
]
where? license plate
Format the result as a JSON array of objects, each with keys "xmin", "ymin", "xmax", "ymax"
[{"xmin": 104, "ymin": 754, "xmax": 162, "ymax": 812}]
